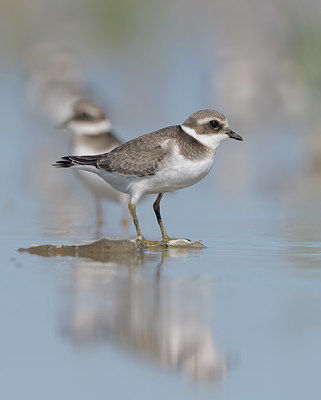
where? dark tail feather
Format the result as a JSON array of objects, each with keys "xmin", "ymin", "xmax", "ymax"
[{"xmin": 53, "ymin": 155, "xmax": 100, "ymax": 168}]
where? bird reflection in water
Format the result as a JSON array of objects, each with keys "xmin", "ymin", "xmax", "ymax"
[{"xmin": 58, "ymin": 248, "xmax": 227, "ymax": 383}]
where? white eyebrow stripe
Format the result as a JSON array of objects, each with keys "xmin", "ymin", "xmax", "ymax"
[{"xmin": 199, "ymin": 117, "xmax": 216, "ymax": 124}]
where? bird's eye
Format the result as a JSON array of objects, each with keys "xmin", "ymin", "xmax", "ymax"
[
  {"xmin": 78, "ymin": 111, "xmax": 90, "ymax": 120},
  {"xmin": 209, "ymin": 120, "xmax": 220, "ymax": 129}
]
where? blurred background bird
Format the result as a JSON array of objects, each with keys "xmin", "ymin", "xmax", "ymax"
[
  {"xmin": 60, "ymin": 98, "xmax": 129, "ymax": 232},
  {"xmin": 26, "ymin": 45, "xmax": 129, "ymax": 234}
]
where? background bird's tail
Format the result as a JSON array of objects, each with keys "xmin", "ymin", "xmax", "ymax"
[{"xmin": 53, "ymin": 155, "xmax": 100, "ymax": 168}]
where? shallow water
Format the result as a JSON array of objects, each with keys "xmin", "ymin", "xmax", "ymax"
[{"xmin": 1, "ymin": 66, "xmax": 321, "ymax": 400}]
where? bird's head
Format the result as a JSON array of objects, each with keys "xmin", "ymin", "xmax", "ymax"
[
  {"xmin": 60, "ymin": 99, "xmax": 111, "ymax": 135},
  {"xmin": 181, "ymin": 109, "xmax": 243, "ymax": 149}
]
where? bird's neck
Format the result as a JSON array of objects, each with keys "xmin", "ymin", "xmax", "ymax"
[
  {"xmin": 180, "ymin": 124, "xmax": 228, "ymax": 151},
  {"xmin": 69, "ymin": 120, "xmax": 112, "ymax": 136}
]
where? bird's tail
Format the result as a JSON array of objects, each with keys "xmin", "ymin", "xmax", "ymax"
[{"xmin": 53, "ymin": 155, "xmax": 100, "ymax": 168}]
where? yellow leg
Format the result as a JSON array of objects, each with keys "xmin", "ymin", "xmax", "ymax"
[
  {"xmin": 128, "ymin": 202, "xmax": 142, "ymax": 237},
  {"xmin": 128, "ymin": 202, "xmax": 164, "ymax": 247}
]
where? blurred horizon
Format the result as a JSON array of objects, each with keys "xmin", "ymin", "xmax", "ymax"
[{"xmin": 2, "ymin": 0, "xmax": 321, "ymax": 194}]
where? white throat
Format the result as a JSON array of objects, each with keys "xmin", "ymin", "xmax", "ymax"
[
  {"xmin": 181, "ymin": 125, "xmax": 228, "ymax": 150},
  {"xmin": 68, "ymin": 120, "xmax": 112, "ymax": 135}
]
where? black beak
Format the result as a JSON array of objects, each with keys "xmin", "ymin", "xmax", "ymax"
[{"xmin": 228, "ymin": 129, "xmax": 243, "ymax": 141}]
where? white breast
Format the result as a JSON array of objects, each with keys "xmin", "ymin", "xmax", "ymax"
[
  {"xmin": 157, "ymin": 145, "xmax": 214, "ymax": 187},
  {"xmin": 127, "ymin": 143, "xmax": 215, "ymax": 203}
]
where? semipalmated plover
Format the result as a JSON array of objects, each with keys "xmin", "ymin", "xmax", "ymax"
[
  {"xmin": 55, "ymin": 109, "xmax": 243, "ymax": 246},
  {"xmin": 61, "ymin": 99, "xmax": 129, "ymax": 229}
]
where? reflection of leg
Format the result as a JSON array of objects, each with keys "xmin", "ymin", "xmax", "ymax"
[
  {"xmin": 156, "ymin": 249, "xmax": 169, "ymax": 280},
  {"xmin": 95, "ymin": 198, "xmax": 103, "ymax": 229},
  {"xmin": 153, "ymin": 193, "xmax": 170, "ymax": 242},
  {"xmin": 128, "ymin": 202, "xmax": 164, "ymax": 246}
]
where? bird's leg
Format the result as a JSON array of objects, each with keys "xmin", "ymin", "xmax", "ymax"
[
  {"xmin": 128, "ymin": 202, "xmax": 142, "ymax": 237},
  {"xmin": 153, "ymin": 193, "xmax": 192, "ymax": 246},
  {"xmin": 128, "ymin": 202, "xmax": 164, "ymax": 247},
  {"xmin": 153, "ymin": 193, "xmax": 171, "ymax": 242}
]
